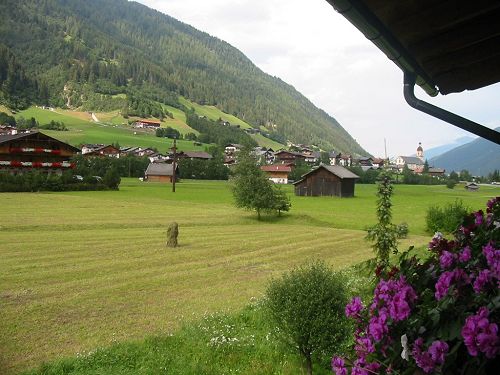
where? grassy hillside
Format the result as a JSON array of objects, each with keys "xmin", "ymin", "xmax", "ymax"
[
  {"xmin": 14, "ymin": 104, "xmax": 284, "ymax": 151},
  {"xmin": 1, "ymin": 180, "xmax": 499, "ymax": 374},
  {"xmin": 179, "ymin": 97, "xmax": 253, "ymax": 129},
  {"xmin": 15, "ymin": 107, "xmax": 206, "ymax": 153}
]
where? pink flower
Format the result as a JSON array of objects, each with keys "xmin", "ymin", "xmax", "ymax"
[
  {"xmin": 473, "ymin": 269, "xmax": 492, "ymax": 293},
  {"xmin": 368, "ymin": 311, "xmax": 388, "ymax": 342},
  {"xmin": 483, "ymin": 243, "xmax": 500, "ymax": 279},
  {"xmin": 412, "ymin": 338, "xmax": 448, "ymax": 373},
  {"xmin": 346, "ymin": 297, "xmax": 364, "ymax": 318},
  {"xmin": 439, "ymin": 251, "xmax": 455, "ymax": 269},
  {"xmin": 462, "ymin": 307, "xmax": 499, "ymax": 358},
  {"xmin": 434, "ymin": 268, "xmax": 469, "ymax": 300},
  {"xmin": 332, "ymin": 356, "xmax": 348, "ymax": 375},
  {"xmin": 458, "ymin": 246, "xmax": 472, "ymax": 263},
  {"xmin": 474, "ymin": 210, "xmax": 484, "ymax": 226}
]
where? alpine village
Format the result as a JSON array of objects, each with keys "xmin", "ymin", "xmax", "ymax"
[{"xmin": 0, "ymin": 1, "xmax": 499, "ymax": 375}]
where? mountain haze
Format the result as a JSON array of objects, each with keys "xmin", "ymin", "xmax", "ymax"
[
  {"xmin": 421, "ymin": 136, "xmax": 475, "ymax": 160},
  {"xmin": 430, "ymin": 129, "xmax": 500, "ymax": 176},
  {"xmin": 0, "ymin": 0, "xmax": 367, "ymax": 154}
]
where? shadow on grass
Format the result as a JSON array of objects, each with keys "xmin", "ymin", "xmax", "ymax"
[{"xmin": 240, "ymin": 212, "xmax": 333, "ymax": 227}]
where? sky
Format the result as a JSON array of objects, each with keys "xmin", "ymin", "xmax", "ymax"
[{"xmin": 135, "ymin": 0, "xmax": 500, "ymax": 158}]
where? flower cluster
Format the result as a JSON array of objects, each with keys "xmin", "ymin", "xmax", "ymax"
[
  {"xmin": 462, "ymin": 307, "xmax": 499, "ymax": 358},
  {"xmin": 333, "ymin": 197, "xmax": 500, "ymax": 375},
  {"xmin": 411, "ymin": 338, "xmax": 449, "ymax": 373}
]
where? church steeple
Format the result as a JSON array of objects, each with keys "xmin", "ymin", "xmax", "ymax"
[{"xmin": 416, "ymin": 142, "xmax": 424, "ymax": 160}]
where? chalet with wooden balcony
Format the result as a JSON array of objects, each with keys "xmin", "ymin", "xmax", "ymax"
[{"xmin": 0, "ymin": 131, "xmax": 80, "ymax": 175}]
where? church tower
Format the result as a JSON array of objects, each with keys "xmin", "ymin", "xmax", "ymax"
[{"xmin": 416, "ymin": 142, "xmax": 424, "ymax": 160}]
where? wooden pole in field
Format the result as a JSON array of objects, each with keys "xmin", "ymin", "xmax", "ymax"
[{"xmin": 172, "ymin": 138, "xmax": 177, "ymax": 192}]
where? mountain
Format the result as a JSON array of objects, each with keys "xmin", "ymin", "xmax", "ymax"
[
  {"xmin": 430, "ymin": 129, "xmax": 500, "ymax": 176},
  {"xmin": 422, "ymin": 136, "xmax": 475, "ymax": 160},
  {"xmin": 0, "ymin": 0, "xmax": 367, "ymax": 155}
]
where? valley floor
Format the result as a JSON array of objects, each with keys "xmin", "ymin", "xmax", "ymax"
[{"xmin": 0, "ymin": 180, "xmax": 498, "ymax": 374}]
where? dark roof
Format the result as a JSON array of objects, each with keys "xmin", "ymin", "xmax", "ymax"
[
  {"xmin": 428, "ymin": 167, "xmax": 445, "ymax": 173},
  {"xmin": 0, "ymin": 131, "xmax": 80, "ymax": 152},
  {"xmin": 400, "ymin": 156, "xmax": 424, "ymax": 165},
  {"xmin": 145, "ymin": 163, "xmax": 175, "ymax": 176},
  {"xmin": 182, "ymin": 151, "xmax": 213, "ymax": 159},
  {"xmin": 293, "ymin": 164, "xmax": 359, "ymax": 185},
  {"xmin": 326, "ymin": 0, "xmax": 500, "ymax": 96}
]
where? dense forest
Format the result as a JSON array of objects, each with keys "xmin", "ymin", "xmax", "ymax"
[{"xmin": 0, "ymin": 0, "xmax": 367, "ymax": 155}]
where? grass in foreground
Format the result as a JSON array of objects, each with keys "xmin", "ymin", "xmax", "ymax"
[{"xmin": 1, "ymin": 180, "xmax": 498, "ymax": 374}]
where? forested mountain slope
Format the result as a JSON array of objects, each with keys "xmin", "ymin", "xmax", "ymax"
[
  {"xmin": 0, "ymin": 0, "xmax": 367, "ymax": 154},
  {"xmin": 430, "ymin": 129, "xmax": 500, "ymax": 176}
]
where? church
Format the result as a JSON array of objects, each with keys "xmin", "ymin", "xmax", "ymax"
[{"xmin": 395, "ymin": 143, "xmax": 425, "ymax": 172}]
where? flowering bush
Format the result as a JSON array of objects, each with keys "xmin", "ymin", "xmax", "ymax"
[{"xmin": 333, "ymin": 197, "xmax": 500, "ymax": 375}]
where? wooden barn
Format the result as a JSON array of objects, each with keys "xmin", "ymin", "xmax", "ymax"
[
  {"xmin": 0, "ymin": 131, "xmax": 80, "ymax": 175},
  {"xmin": 293, "ymin": 165, "xmax": 359, "ymax": 197},
  {"xmin": 144, "ymin": 162, "xmax": 179, "ymax": 183}
]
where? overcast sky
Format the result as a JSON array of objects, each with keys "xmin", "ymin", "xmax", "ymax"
[{"xmin": 135, "ymin": 0, "xmax": 500, "ymax": 157}]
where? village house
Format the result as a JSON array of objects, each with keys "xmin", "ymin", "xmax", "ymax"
[
  {"xmin": 176, "ymin": 151, "xmax": 213, "ymax": 161},
  {"xmin": 133, "ymin": 119, "xmax": 161, "ymax": 129},
  {"xmin": 253, "ymin": 147, "xmax": 275, "ymax": 164},
  {"xmin": 329, "ymin": 152, "xmax": 353, "ymax": 167},
  {"xmin": 304, "ymin": 151, "xmax": 321, "ymax": 164},
  {"xmin": 0, "ymin": 131, "xmax": 80, "ymax": 175},
  {"xmin": 0, "ymin": 125, "xmax": 17, "ymax": 136},
  {"xmin": 372, "ymin": 158, "xmax": 385, "ymax": 169},
  {"xmin": 224, "ymin": 156, "xmax": 236, "ymax": 167},
  {"xmin": 261, "ymin": 164, "xmax": 292, "ymax": 184},
  {"xmin": 225, "ymin": 143, "xmax": 244, "ymax": 155},
  {"xmin": 395, "ymin": 156, "xmax": 425, "ymax": 172},
  {"xmin": 356, "ymin": 156, "xmax": 373, "ymax": 167},
  {"xmin": 144, "ymin": 162, "xmax": 179, "ymax": 183},
  {"xmin": 293, "ymin": 164, "xmax": 359, "ymax": 197},
  {"xmin": 83, "ymin": 144, "xmax": 120, "ymax": 158},
  {"xmin": 428, "ymin": 167, "xmax": 446, "ymax": 177},
  {"xmin": 274, "ymin": 150, "xmax": 306, "ymax": 165}
]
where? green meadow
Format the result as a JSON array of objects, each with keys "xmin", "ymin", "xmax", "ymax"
[{"xmin": 1, "ymin": 181, "xmax": 499, "ymax": 374}]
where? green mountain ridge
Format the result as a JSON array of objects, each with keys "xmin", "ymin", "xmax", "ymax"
[{"xmin": 0, "ymin": 0, "xmax": 368, "ymax": 155}]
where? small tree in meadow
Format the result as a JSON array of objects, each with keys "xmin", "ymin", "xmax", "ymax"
[
  {"xmin": 265, "ymin": 261, "xmax": 350, "ymax": 375},
  {"xmin": 232, "ymin": 148, "xmax": 276, "ymax": 219},
  {"xmin": 272, "ymin": 185, "xmax": 291, "ymax": 216}
]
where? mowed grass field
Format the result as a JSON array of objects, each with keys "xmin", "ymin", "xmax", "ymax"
[{"xmin": 1, "ymin": 181, "xmax": 499, "ymax": 374}]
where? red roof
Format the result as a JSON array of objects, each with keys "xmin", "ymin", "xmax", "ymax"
[
  {"xmin": 138, "ymin": 119, "xmax": 161, "ymax": 124},
  {"xmin": 261, "ymin": 165, "xmax": 292, "ymax": 172}
]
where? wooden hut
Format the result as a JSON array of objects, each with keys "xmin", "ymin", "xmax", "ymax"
[
  {"xmin": 465, "ymin": 182, "xmax": 479, "ymax": 192},
  {"xmin": 144, "ymin": 163, "xmax": 178, "ymax": 183},
  {"xmin": 293, "ymin": 165, "xmax": 359, "ymax": 197}
]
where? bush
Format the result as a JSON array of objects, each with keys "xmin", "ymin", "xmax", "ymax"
[
  {"xmin": 265, "ymin": 261, "xmax": 350, "ymax": 375},
  {"xmin": 426, "ymin": 199, "xmax": 469, "ymax": 234},
  {"xmin": 333, "ymin": 197, "xmax": 500, "ymax": 375},
  {"xmin": 446, "ymin": 179, "xmax": 457, "ymax": 189}
]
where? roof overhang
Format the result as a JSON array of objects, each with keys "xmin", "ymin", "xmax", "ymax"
[{"xmin": 325, "ymin": 0, "xmax": 500, "ymax": 144}]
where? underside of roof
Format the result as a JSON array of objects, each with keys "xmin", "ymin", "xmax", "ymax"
[
  {"xmin": 326, "ymin": 0, "xmax": 500, "ymax": 96},
  {"xmin": 326, "ymin": 0, "xmax": 500, "ymax": 144}
]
